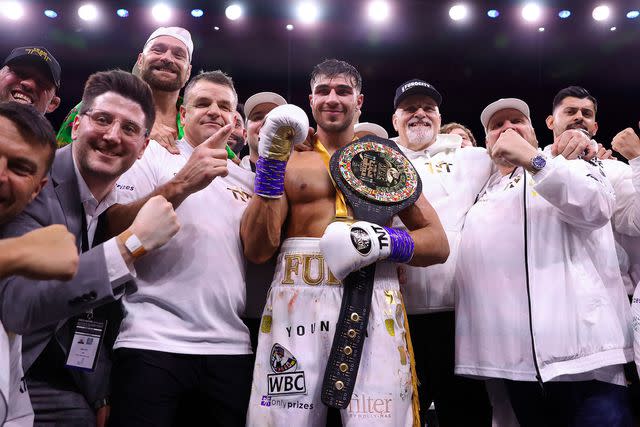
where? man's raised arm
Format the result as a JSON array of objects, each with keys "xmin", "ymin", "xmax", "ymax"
[
  {"xmin": 107, "ymin": 124, "xmax": 232, "ymax": 236},
  {"xmin": 239, "ymin": 104, "xmax": 309, "ymax": 264}
]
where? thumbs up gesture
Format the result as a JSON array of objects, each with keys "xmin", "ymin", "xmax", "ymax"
[{"xmin": 172, "ymin": 124, "xmax": 232, "ymax": 196}]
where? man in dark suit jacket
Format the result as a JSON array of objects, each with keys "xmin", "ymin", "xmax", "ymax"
[
  {"xmin": 0, "ymin": 70, "xmax": 180, "ymax": 426},
  {"xmin": 0, "ymin": 101, "xmax": 76, "ymax": 427}
]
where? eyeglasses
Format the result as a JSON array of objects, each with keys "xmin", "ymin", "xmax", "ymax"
[{"xmin": 82, "ymin": 109, "xmax": 148, "ymax": 139}]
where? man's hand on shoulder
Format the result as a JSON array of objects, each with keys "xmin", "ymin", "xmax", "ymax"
[
  {"xmin": 8, "ymin": 225, "xmax": 79, "ymax": 281},
  {"xmin": 151, "ymin": 122, "xmax": 179, "ymax": 155}
]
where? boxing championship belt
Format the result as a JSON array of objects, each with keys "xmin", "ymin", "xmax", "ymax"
[{"xmin": 321, "ymin": 135, "xmax": 421, "ymax": 409}]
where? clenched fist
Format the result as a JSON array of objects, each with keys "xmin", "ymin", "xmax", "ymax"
[
  {"xmin": 490, "ymin": 129, "xmax": 538, "ymax": 169},
  {"xmin": 129, "ymin": 195, "xmax": 180, "ymax": 252},
  {"xmin": 612, "ymin": 128, "xmax": 640, "ymax": 161},
  {"xmin": 551, "ymin": 129, "xmax": 595, "ymax": 160},
  {"xmin": 11, "ymin": 225, "xmax": 79, "ymax": 280}
]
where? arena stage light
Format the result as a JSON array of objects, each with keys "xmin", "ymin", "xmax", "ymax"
[
  {"xmin": 78, "ymin": 4, "xmax": 99, "ymax": 21},
  {"xmin": 592, "ymin": 5, "xmax": 610, "ymax": 21},
  {"xmin": 487, "ymin": 9, "xmax": 499, "ymax": 18},
  {"xmin": 296, "ymin": 1, "xmax": 319, "ymax": 24},
  {"xmin": 225, "ymin": 4, "xmax": 242, "ymax": 21},
  {"xmin": 286, "ymin": 24, "xmax": 294, "ymax": 31},
  {"xmin": 449, "ymin": 4, "xmax": 468, "ymax": 21},
  {"xmin": 1, "ymin": 1, "xmax": 24, "ymax": 20},
  {"xmin": 367, "ymin": 1, "xmax": 390, "ymax": 23},
  {"xmin": 116, "ymin": 9, "xmax": 129, "ymax": 18},
  {"xmin": 191, "ymin": 9, "xmax": 204, "ymax": 18},
  {"xmin": 151, "ymin": 3, "xmax": 172, "ymax": 23},
  {"xmin": 627, "ymin": 10, "xmax": 639, "ymax": 19},
  {"xmin": 521, "ymin": 3, "xmax": 542, "ymax": 22},
  {"xmin": 44, "ymin": 9, "xmax": 58, "ymax": 19},
  {"xmin": 558, "ymin": 10, "xmax": 571, "ymax": 19}
]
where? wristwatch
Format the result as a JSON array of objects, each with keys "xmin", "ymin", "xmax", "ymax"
[
  {"xmin": 118, "ymin": 230, "xmax": 146, "ymax": 258},
  {"xmin": 530, "ymin": 154, "xmax": 547, "ymax": 173}
]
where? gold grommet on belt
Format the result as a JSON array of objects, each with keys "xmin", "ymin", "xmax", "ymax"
[
  {"xmin": 339, "ymin": 363, "xmax": 348, "ymax": 372},
  {"xmin": 350, "ymin": 312, "xmax": 360, "ymax": 322},
  {"xmin": 347, "ymin": 329, "xmax": 356, "ymax": 338},
  {"xmin": 344, "ymin": 346, "xmax": 352, "ymax": 355},
  {"xmin": 335, "ymin": 381, "xmax": 344, "ymax": 390}
]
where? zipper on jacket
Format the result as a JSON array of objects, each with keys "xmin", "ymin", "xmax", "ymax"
[{"xmin": 522, "ymin": 168, "xmax": 544, "ymax": 390}]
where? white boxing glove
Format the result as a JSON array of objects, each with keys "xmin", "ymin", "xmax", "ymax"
[
  {"xmin": 254, "ymin": 104, "xmax": 309, "ymax": 198},
  {"xmin": 258, "ymin": 104, "xmax": 309, "ymax": 161},
  {"xmin": 319, "ymin": 221, "xmax": 414, "ymax": 281}
]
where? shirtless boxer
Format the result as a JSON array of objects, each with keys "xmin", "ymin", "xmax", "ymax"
[{"xmin": 241, "ymin": 59, "xmax": 449, "ymax": 427}]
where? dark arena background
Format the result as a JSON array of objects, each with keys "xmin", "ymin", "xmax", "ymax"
[{"xmin": 1, "ymin": 0, "xmax": 638, "ymax": 148}]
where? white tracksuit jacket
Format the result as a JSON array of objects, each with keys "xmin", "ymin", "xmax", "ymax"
[
  {"xmin": 600, "ymin": 157, "xmax": 640, "ymax": 294},
  {"xmin": 394, "ymin": 134, "xmax": 493, "ymax": 314},
  {"xmin": 455, "ymin": 153, "xmax": 633, "ymax": 383},
  {"xmin": 0, "ymin": 324, "xmax": 33, "ymax": 426}
]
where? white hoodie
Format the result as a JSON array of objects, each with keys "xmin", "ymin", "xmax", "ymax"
[
  {"xmin": 394, "ymin": 134, "xmax": 493, "ymax": 314},
  {"xmin": 454, "ymin": 152, "xmax": 632, "ymax": 383}
]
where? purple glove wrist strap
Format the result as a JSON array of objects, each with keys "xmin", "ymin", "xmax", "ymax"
[
  {"xmin": 254, "ymin": 157, "xmax": 286, "ymax": 198},
  {"xmin": 385, "ymin": 227, "xmax": 414, "ymax": 263}
]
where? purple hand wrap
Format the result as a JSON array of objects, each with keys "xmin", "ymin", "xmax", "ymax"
[
  {"xmin": 385, "ymin": 227, "xmax": 415, "ymax": 263},
  {"xmin": 254, "ymin": 157, "xmax": 286, "ymax": 198}
]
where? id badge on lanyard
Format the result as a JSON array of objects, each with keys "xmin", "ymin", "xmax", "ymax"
[{"xmin": 65, "ymin": 311, "xmax": 106, "ymax": 372}]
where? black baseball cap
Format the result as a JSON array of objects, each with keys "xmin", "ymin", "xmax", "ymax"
[
  {"xmin": 394, "ymin": 79, "xmax": 442, "ymax": 109},
  {"xmin": 3, "ymin": 46, "xmax": 61, "ymax": 89}
]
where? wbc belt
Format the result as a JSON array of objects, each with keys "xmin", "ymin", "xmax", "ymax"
[{"xmin": 320, "ymin": 135, "xmax": 421, "ymax": 409}]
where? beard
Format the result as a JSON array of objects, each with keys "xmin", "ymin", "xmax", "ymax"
[
  {"xmin": 140, "ymin": 63, "xmax": 184, "ymax": 92},
  {"xmin": 405, "ymin": 123, "xmax": 435, "ymax": 147},
  {"xmin": 314, "ymin": 109, "xmax": 355, "ymax": 134}
]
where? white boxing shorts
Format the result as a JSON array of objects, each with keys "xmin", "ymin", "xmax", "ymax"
[{"xmin": 247, "ymin": 238, "xmax": 414, "ymax": 427}]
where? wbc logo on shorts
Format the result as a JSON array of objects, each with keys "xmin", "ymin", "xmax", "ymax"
[{"xmin": 267, "ymin": 343, "xmax": 307, "ymax": 396}]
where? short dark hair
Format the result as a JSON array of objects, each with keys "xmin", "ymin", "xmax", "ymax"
[
  {"xmin": 183, "ymin": 70, "xmax": 238, "ymax": 107},
  {"xmin": 552, "ymin": 86, "xmax": 597, "ymax": 113},
  {"xmin": 79, "ymin": 69, "xmax": 155, "ymax": 132},
  {"xmin": 0, "ymin": 101, "xmax": 56, "ymax": 171},
  {"xmin": 310, "ymin": 59, "xmax": 362, "ymax": 93}
]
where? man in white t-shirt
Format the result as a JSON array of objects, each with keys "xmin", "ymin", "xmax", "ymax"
[{"xmin": 107, "ymin": 71, "xmax": 255, "ymax": 427}]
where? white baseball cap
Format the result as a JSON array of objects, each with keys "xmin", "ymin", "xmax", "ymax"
[
  {"xmin": 354, "ymin": 122, "xmax": 389, "ymax": 139},
  {"xmin": 480, "ymin": 98, "xmax": 531, "ymax": 131},
  {"xmin": 145, "ymin": 27, "xmax": 194, "ymax": 60},
  {"xmin": 244, "ymin": 92, "xmax": 287, "ymax": 120}
]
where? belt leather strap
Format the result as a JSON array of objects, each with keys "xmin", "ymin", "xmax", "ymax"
[{"xmin": 320, "ymin": 135, "xmax": 421, "ymax": 409}]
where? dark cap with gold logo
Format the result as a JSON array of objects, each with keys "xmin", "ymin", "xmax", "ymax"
[{"xmin": 3, "ymin": 46, "xmax": 61, "ymax": 89}]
